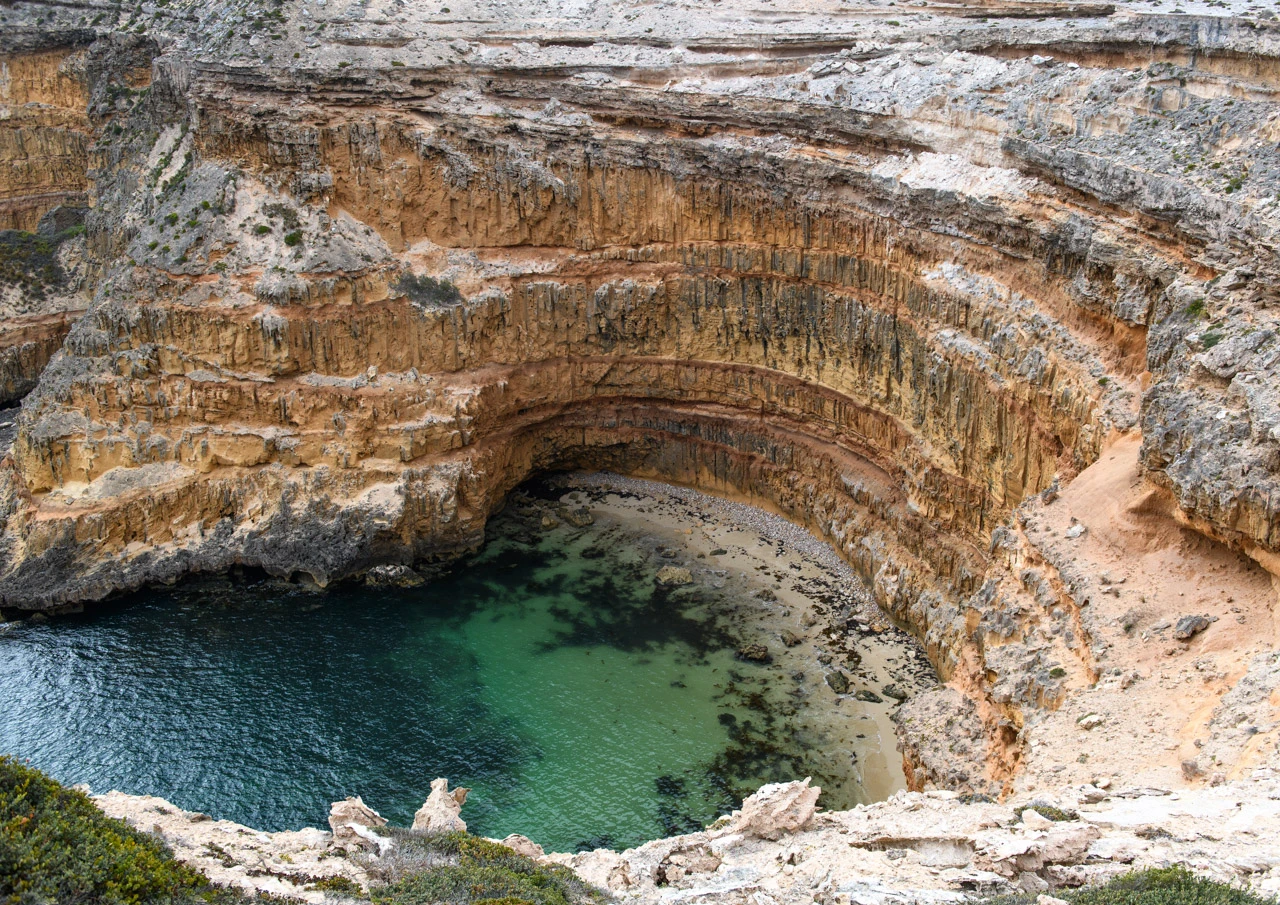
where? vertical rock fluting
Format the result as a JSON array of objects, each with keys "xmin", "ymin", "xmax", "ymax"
[
  {"xmin": 2, "ymin": 0, "xmax": 1279, "ymax": 796},
  {"xmin": 0, "ymin": 33, "xmax": 102, "ymax": 404},
  {"xmin": 0, "ymin": 41, "xmax": 91, "ymax": 231}
]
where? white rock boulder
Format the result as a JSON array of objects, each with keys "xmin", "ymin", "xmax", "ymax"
[{"xmin": 718, "ymin": 778, "xmax": 821, "ymax": 841}]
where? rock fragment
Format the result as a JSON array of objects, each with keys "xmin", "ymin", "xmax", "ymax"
[
  {"xmin": 365, "ymin": 564, "xmax": 424, "ymax": 587},
  {"xmin": 1174, "ymin": 615, "xmax": 1211, "ymax": 641},
  {"xmin": 718, "ymin": 778, "xmax": 820, "ymax": 840},
  {"xmin": 500, "ymin": 834, "xmax": 545, "ymax": 858},
  {"xmin": 655, "ymin": 565, "xmax": 693, "ymax": 586}
]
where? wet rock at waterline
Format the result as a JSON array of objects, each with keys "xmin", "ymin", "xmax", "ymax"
[{"xmin": 655, "ymin": 566, "xmax": 694, "ymax": 587}]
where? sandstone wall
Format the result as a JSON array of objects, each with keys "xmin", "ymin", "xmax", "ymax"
[{"xmin": 2, "ymin": 0, "xmax": 1279, "ymax": 795}]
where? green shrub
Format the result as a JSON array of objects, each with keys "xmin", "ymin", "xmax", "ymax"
[
  {"xmin": 0, "ymin": 227, "xmax": 77, "ymax": 294},
  {"xmin": 396, "ymin": 273, "xmax": 464, "ymax": 309},
  {"xmin": 254, "ymin": 224, "xmax": 271, "ymax": 235},
  {"xmin": 0, "ymin": 755, "xmax": 260, "ymax": 904},
  {"xmin": 262, "ymin": 204, "xmax": 300, "ymax": 231},
  {"xmin": 983, "ymin": 866, "xmax": 1274, "ymax": 905},
  {"xmin": 306, "ymin": 874, "xmax": 362, "ymax": 895},
  {"xmin": 283, "ymin": 231, "xmax": 303, "ymax": 248},
  {"xmin": 1012, "ymin": 803, "xmax": 1077, "ymax": 822},
  {"xmin": 368, "ymin": 830, "xmax": 599, "ymax": 905}
]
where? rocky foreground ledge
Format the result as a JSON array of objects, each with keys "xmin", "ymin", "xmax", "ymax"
[{"xmin": 94, "ymin": 773, "xmax": 1280, "ymax": 904}]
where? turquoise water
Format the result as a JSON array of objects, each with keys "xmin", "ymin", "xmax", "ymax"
[{"xmin": 0, "ymin": 488, "xmax": 902, "ymax": 851}]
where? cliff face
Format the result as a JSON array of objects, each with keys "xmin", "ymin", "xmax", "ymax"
[
  {"xmin": 0, "ymin": 35, "xmax": 99, "ymax": 404},
  {"xmin": 1, "ymin": 0, "xmax": 1278, "ymax": 796},
  {"xmin": 0, "ymin": 41, "xmax": 91, "ymax": 232}
]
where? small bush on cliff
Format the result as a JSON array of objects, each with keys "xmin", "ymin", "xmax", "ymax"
[
  {"xmin": 985, "ymin": 866, "xmax": 1274, "ymax": 905},
  {"xmin": 396, "ymin": 273, "xmax": 464, "ymax": 310},
  {"xmin": 367, "ymin": 830, "xmax": 601, "ymax": 905},
  {"xmin": 0, "ymin": 221, "xmax": 83, "ymax": 297},
  {"xmin": 0, "ymin": 756, "xmax": 283, "ymax": 905}
]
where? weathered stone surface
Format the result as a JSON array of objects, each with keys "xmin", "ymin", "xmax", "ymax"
[
  {"xmin": 2, "ymin": 0, "xmax": 1280, "ymax": 879},
  {"xmin": 1173, "ymin": 615, "xmax": 1211, "ymax": 641},
  {"xmin": 411, "ymin": 778, "xmax": 469, "ymax": 835},
  {"xmin": 499, "ymin": 834, "xmax": 545, "ymax": 860},
  {"xmin": 720, "ymin": 778, "xmax": 821, "ymax": 841},
  {"xmin": 654, "ymin": 566, "xmax": 693, "ymax": 588},
  {"xmin": 365, "ymin": 564, "xmax": 424, "ymax": 588},
  {"xmin": 328, "ymin": 796, "xmax": 387, "ymax": 852}
]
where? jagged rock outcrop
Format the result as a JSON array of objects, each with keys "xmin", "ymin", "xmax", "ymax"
[
  {"xmin": 328, "ymin": 795, "xmax": 388, "ymax": 852},
  {"xmin": 411, "ymin": 778, "xmax": 469, "ymax": 835},
  {"xmin": 91, "ymin": 771, "xmax": 1280, "ymax": 903},
  {"xmin": 0, "ymin": 0, "xmax": 1278, "ymax": 804}
]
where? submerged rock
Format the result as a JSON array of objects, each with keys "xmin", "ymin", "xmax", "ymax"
[
  {"xmin": 412, "ymin": 778, "xmax": 469, "ymax": 834},
  {"xmin": 655, "ymin": 566, "xmax": 693, "ymax": 587},
  {"xmin": 736, "ymin": 642, "xmax": 771, "ymax": 663}
]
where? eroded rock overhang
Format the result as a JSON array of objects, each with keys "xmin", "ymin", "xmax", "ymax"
[{"xmin": 1, "ymin": 0, "xmax": 1279, "ymax": 794}]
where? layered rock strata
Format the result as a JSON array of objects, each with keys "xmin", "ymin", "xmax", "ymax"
[{"xmin": 1, "ymin": 0, "xmax": 1279, "ymax": 804}]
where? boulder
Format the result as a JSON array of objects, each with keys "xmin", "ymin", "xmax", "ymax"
[
  {"xmin": 365, "ymin": 564, "xmax": 425, "ymax": 587},
  {"xmin": 328, "ymin": 796, "xmax": 387, "ymax": 851},
  {"xmin": 655, "ymin": 566, "xmax": 693, "ymax": 586},
  {"xmin": 718, "ymin": 778, "xmax": 821, "ymax": 840},
  {"xmin": 412, "ymin": 778, "xmax": 470, "ymax": 834},
  {"xmin": 561, "ymin": 506, "xmax": 595, "ymax": 527},
  {"xmin": 1174, "ymin": 614, "xmax": 1211, "ymax": 641},
  {"xmin": 500, "ymin": 834, "xmax": 545, "ymax": 859}
]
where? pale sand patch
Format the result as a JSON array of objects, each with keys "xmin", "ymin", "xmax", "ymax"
[{"xmin": 1013, "ymin": 433, "xmax": 1280, "ymax": 794}]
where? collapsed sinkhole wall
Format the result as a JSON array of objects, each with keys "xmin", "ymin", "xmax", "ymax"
[{"xmin": 3, "ymin": 7, "xmax": 1280, "ymax": 800}]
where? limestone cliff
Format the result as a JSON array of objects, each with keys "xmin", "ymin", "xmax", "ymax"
[{"xmin": 1, "ymin": 0, "xmax": 1278, "ymax": 800}]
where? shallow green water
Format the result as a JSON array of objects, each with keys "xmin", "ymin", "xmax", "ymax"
[{"xmin": 0, "ymin": 488, "xmax": 896, "ymax": 851}]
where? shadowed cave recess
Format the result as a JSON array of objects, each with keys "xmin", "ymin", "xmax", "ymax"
[{"xmin": 1, "ymin": 0, "xmax": 1279, "ymax": 817}]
